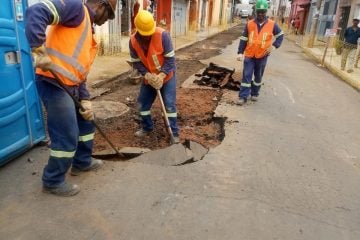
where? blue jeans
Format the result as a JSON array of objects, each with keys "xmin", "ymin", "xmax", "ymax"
[
  {"xmin": 36, "ymin": 76, "xmax": 95, "ymax": 187},
  {"xmin": 239, "ymin": 56, "xmax": 268, "ymax": 99},
  {"xmin": 137, "ymin": 74, "xmax": 179, "ymax": 136}
]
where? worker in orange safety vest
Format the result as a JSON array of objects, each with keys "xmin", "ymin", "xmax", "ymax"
[
  {"xmin": 236, "ymin": 0, "xmax": 284, "ymax": 106},
  {"xmin": 129, "ymin": 10, "xmax": 179, "ymax": 143},
  {"xmin": 25, "ymin": 0, "xmax": 117, "ymax": 197}
]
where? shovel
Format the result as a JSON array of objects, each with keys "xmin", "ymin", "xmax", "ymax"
[
  {"xmin": 49, "ymin": 70, "xmax": 126, "ymax": 158},
  {"xmin": 156, "ymin": 89, "xmax": 176, "ymax": 144}
]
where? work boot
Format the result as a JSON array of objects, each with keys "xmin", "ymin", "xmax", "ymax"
[
  {"xmin": 134, "ymin": 129, "xmax": 152, "ymax": 137},
  {"xmin": 70, "ymin": 158, "xmax": 103, "ymax": 176},
  {"xmin": 236, "ymin": 98, "xmax": 247, "ymax": 106},
  {"xmin": 42, "ymin": 182, "xmax": 80, "ymax": 197},
  {"xmin": 250, "ymin": 96, "xmax": 258, "ymax": 102}
]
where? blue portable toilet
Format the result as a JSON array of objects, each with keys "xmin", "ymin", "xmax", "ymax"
[{"xmin": 0, "ymin": 0, "xmax": 46, "ymax": 166}]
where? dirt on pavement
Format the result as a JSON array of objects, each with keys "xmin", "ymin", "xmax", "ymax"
[{"xmin": 93, "ymin": 24, "xmax": 243, "ymax": 153}]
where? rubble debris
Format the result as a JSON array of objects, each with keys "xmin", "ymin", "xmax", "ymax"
[{"xmin": 193, "ymin": 62, "xmax": 240, "ymax": 90}]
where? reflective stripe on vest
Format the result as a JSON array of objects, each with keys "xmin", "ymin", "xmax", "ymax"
[
  {"xmin": 130, "ymin": 27, "xmax": 174, "ymax": 83},
  {"xmin": 245, "ymin": 19, "xmax": 275, "ymax": 58},
  {"xmin": 36, "ymin": 6, "xmax": 97, "ymax": 86}
]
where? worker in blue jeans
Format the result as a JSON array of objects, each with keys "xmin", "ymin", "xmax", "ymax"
[
  {"xmin": 25, "ymin": 0, "xmax": 118, "ymax": 197},
  {"xmin": 129, "ymin": 10, "xmax": 179, "ymax": 143},
  {"xmin": 35, "ymin": 77, "xmax": 96, "ymax": 186},
  {"xmin": 137, "ymin": 74, "xmax": 178, "ymax": 138},
  {"xmin": 236, "ymin": 0, "xmax": 283, "ymax": 105}
]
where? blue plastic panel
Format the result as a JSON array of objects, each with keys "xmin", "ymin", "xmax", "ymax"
[{"xmin": 0, "ymin": 0, "xmax": 45, "ymax": 166}]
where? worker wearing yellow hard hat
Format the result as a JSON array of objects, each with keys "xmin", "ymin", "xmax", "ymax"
[{"xmin": 129, "ymin": 10, "xmax": 179, "ymax": 143}]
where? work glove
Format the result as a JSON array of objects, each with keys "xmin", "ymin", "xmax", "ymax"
[
  {"xmin": 79, "ymin": 100, "xmax": 94, "ymax": 121},
  {"xmin": 146, "ymin": 72, "xmax": 163, "ymax": 89},
  {"xmin": 264, "ymin": 46, "xmax": 276, "ymax": 56},
  {"xmin": 31, "ymin": 45, "xmax": 52, "ymax": 71},
  {"xmin": 144, "ymin": 72, "xmax": 156, "ymax": 82},
  {"xmin": 157, "ymin": 72, "xmax": 166, "ymax": 80},
  {"xmin": 236, "ymin": 53, "xmax": 244, "ymax": 61}
]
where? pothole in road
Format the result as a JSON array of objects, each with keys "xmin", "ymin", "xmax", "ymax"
[
  {"xmin": 92, "ymin": 88, "xmax": 227, "ymax": 166},
  {"xmin": 90, "ymin": 24, "xmax": 245, "ymax": 164}
]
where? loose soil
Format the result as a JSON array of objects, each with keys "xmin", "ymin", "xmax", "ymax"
[{"xmin": 93, "ymin": 24, "xmax": 243, "ymax": 152}]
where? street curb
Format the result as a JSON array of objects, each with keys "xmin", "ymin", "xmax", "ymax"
[
  {"xmin": 302, "ymin": 47, "xmax": 360, "ymax": 91},
  {"xmin": 90, "ymin": 70, "xmax": 131, "ymax": 89}
]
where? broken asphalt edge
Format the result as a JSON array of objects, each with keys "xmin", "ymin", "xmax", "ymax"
[{"xmin": 93, "ymin": 140, "xmax": 209, "ymax": 166}]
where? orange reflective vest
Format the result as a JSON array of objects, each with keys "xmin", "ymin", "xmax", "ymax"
[
  {"xmin": 130, "ymin": 27, "xmax": 173, "ymax": 83},
  {"xmin": 36, "ymin": 6, "xmax": 97, "ymax": 86},
  {"xmin": 244, "ymin": 19, "xmax": 275, "ymax": 58}
]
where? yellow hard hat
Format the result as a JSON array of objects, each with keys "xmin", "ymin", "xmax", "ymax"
[{"xmin": 134, "ymin": 10, "xmax": 156, "ymax": 36}]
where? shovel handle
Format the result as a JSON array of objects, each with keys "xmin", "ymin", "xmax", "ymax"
[
  {"xmin": 156, "ymin": 90, "xmax": 176, "ymax": 144},
  {"xmin": 49, "ymin": 70, "xmax": 124, "ymax": 157}
]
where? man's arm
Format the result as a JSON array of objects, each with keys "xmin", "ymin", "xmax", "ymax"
[
  {"xmin": 272, "ymin": 23, "xmax": 284, "ymax": 48},
  {"xmin": 238, "ymin": 24, "xmax": 249, "ymax": 54},
  {"xmin": 78, "ymin": 82, "xmax": 91, "ymax": 100},
  {"xmin": 25, "ymin": 0, "xmax": 85, "ymax": 48},
  {"xmin": 160, "ymin": 31, "xmax": 176, "ymax": 74}
]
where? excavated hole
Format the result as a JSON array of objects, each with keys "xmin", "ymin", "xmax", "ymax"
[{"xmin": 93, "ymin": 88, "xmax": 225, "ymax": 153}]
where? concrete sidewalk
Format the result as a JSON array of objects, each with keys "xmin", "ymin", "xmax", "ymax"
[{"xmin": 286, "ymin": 33, "xmax": 360, "ymax": 91}]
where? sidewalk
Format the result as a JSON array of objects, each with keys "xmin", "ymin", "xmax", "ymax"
[
  {"xmin": 87, "ymin": 23, "xmax": 239, "ymax": 89},
  {"xmin": 286, "ymin": 33, "xmax": 360, "ymax": 91}
]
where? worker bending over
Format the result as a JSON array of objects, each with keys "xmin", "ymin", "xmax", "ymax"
[
  {"xmin": 129, "ymin": 10, "xmax": 179, "ymax": 143},
  {"xmin": 25, "ymin": 0, "xmax": 117, "ymax": 196}
]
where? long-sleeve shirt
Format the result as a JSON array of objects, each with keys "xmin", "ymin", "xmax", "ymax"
[
  {"xmin": 238, "ymin": 18, "xmax": 284, "ymax": 55},
  {"xmin": 344, "ymin": 26, "xmax": 360, "ymax": 45},
  {"xmin": 129, "ymin": 31, "xmax": 176, "ymax": 75},
  {"xmin": 25, "ymin": 0, "xmax": 96, "ymax": 100}
]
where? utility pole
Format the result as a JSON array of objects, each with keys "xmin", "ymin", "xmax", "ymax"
[
  {"xmin": 277, "ymin": 0, "xmax": 282, "ymax": 18},
  {"xmin": 307, "ymin": 0, "xmax": 323, "ymax": 48}
]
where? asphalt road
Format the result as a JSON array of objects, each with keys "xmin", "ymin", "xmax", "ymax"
[{"xmin": 0, "ymin": 39, "xmax": 359, "ymax": 240}]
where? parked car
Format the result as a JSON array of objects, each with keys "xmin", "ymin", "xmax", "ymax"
[
  {"xmin": 238, "ymin": 9, "xmax": 249, "ymax": 18},
  {"xmin": 235, "ymin": 4, "xmax": 253, "ymax": 18}
]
